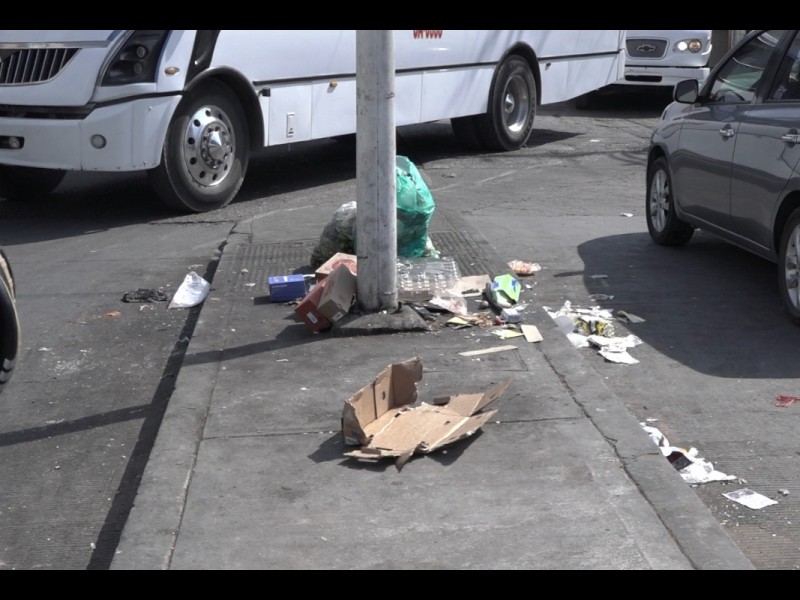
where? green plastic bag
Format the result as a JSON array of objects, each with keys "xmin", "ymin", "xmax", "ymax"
[{"xmin": 395, "ymin": 156, "xmax": 435, "ymax": 258}]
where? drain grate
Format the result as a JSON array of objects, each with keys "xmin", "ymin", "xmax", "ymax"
[{"xmin": 228, "ymin": 229, "xmax": 508, "ymax": 293}]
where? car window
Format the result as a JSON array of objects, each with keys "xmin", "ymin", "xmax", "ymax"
[
  {"xmin": 708, "ymin": 30, "xmax": 785, "ymax": 104},
  {"xmin": 769, "ymin": 32, "xmax": 800, "ymax": 101}
]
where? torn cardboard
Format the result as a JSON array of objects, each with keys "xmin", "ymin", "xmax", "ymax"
[
  {"xmin": 341, "ymin": 357, "xmax": 511, "ymax": 469},
  {"xmin": 317, "ymin": 263, "xmax": 356, "ymax": 322}
]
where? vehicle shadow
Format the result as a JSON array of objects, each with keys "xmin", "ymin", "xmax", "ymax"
[{"xmin": 577, "ymin": 230, "xmax": 800, "ymax": 378}]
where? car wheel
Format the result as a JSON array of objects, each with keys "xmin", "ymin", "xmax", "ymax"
[
  {"xmin": 646, "ymin": 156, "xmax": 694, "ymax": 246},
  {"xmin": 0, "ymin": 249, "xmax": 20, "ymax": 394},
  {"xmin": 778, "ymin": 208, "xmax": 800, "ymax": 324},
  {"xmin": 475, "ymin": 55, "xmax": 537, "ymax": 151},
  {"xmin": 0, "ymin": 166, "xmax": 66, "ymax": 201},
  {"xmin": 148, "ymin": 79, "xmax": 249, "ymax": 213}
]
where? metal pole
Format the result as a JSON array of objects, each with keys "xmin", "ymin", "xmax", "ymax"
[{"xmin": 355, "ymin": 30, "xmax": 398, "ymax": 313}]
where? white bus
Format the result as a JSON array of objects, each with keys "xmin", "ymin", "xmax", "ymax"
[{"xmin": 0, "ymin": 30, "xmax": 625, "ymax": 213}]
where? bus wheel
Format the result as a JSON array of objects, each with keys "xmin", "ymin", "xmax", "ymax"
[
  {"xmin": 477, "ymin": 55, "xmax": 536, "ymax": 151},
  {"xmin": 149, "ymin": 79, "xmax": 249, "ymax": 213},
  {"xmin": 0, "ymin": 166, "xmax": 66, "ymax": 201},
  {"xmin": 0, "ymin": 249, "xmax": 20, "ymax": 395}
]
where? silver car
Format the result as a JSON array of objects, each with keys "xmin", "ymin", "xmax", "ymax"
[{"xmin": 646, "ymin": 29, "xmax": 800, "ymax": 324}]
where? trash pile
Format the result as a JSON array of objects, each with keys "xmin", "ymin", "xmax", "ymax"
[{"xmin": 261, "ymin": 155, "xmax": 546, "ymax": 339}]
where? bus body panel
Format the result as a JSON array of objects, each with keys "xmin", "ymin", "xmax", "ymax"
[{"xmin": 0, "ymin": 29, "xmax": 625, "ymax": 174}]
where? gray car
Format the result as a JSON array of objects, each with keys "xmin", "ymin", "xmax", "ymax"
[{"xmin": 646, "ymin": 29, "xmax": 800, "ymax": 324}]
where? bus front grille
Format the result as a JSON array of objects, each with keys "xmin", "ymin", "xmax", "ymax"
[{"xmin": 0, "ymin": 48, "xmax": 79, "ymax": 85}]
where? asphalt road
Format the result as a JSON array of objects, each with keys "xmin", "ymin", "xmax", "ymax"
[{"xmin": 0, "ymin": 86, "xmax": 797, "ymax": 569}]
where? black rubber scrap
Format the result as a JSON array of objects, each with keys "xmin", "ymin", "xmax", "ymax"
[{"xmin": 121, "ymin": 288, "xmax": 169, "ymax": 303}]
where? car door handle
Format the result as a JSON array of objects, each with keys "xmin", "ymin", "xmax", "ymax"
[
  {"xmin": 719, "ymin": 126, "xmax": 735, "ymax": 139},
  {"xmin": 782, "ymin": 133, "xmax": 800, "ymax": 144}
]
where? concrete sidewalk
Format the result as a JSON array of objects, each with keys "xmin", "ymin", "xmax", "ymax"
[{"xmin": 110, "ymin": 205, "xmax": 754, "ymax": 570}]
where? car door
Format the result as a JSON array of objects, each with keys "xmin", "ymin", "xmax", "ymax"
[
  {"xmin": 671, "ymin": 30, "xmax": 782, "ymax": 232},
  {"xmin": 731, "ymin": 31, "xmax": 800, "ymax": 256}
]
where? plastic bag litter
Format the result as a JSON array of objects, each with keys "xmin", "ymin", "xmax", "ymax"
[
  {"xmin": 310, "ymin": 201, "xmax": 358, "ymax": 268},
  {"xmin": 309, "ymin": 157, "xmax": 440, "ymax": 268},
  {"xmin": 168, "ymin": 271, "xmax": 210, "ymax": 309},
  {"xmin": 395, "ymin": 155, "xmax": 436, "ymax": 258}
]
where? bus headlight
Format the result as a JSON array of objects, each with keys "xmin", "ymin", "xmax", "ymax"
[{"xmin": 100, "ymin": 30, "xmax": 169, "ymax": 86}]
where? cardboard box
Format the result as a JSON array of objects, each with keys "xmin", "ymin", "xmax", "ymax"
[
  {"xmin": 315, "ymin": 252, "xmax": 357, "ymax": 282},
  {"xmin": 317, "ymin": 263, "xmax": 356, "ymax": 322},
  {"xmin": 294, "ymin": 280, "xmax": 331, "ymax": 332},
  {"xmin": 341, "ymin": 357, "xmax": 511, "ymax": 469},
  {"xmin": 267, "ymin": 274, "xmax": 307, "ymax": 302}
]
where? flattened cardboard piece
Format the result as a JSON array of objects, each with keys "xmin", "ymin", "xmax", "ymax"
[{"xmin": 341, "ymin": 358, "xmax": 510, "ymax": 467}]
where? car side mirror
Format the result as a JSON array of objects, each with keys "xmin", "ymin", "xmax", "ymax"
[{"xmin": 674, "ymin": 79, "xmax": 699, "ymax": 104}]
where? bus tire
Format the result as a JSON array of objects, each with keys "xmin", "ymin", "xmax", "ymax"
[
  {"xmin": 148, "ymin": 79, "xmax": 249, "ymax": 213},
  {"xmin": 0, "ymin": 249, "xmax": 20, "ymax": 395},
  {"xmin": 476, "ymin": 55, "xmax": 536, "ymax": 151},
  {"xmin": 0, "ymin": 166, "xmax": 66, "ymax": 201}
]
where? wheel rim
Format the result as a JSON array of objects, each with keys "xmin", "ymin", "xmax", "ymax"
[
  {"xmin": 502, "ymin": 74, "xmax": 531, "ymax": 134},
  {"xmin": 180, "ymin": 104, "xmax": 235, "ymax": 189},
  {"xmin": 784, "ymin": 224, "xmax": 800, "ymax": 310},
  {"xmin": 649, "ymin": 168, "xmax": 670, "ymax": 232}
]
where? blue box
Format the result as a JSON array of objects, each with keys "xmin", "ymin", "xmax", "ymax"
[{"xmin": 268, "ymin": 274, "xmax": 307, "ymax": 302}]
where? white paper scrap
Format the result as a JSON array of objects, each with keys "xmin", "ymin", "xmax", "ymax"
[
  {"xmin": 723, "ymin": 488, "xmax": 778, "ymax": 510},
  {"xmin": 598, "ymin": 347, "xmax": 639, "ymax": 364}
]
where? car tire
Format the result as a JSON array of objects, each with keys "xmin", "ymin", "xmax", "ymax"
[
  {"xmin": 148, "ymin": 79, "xmax": 249, "ymax": 213},
  {"xmin": 0, "ymin": 249, "xmax": 20, "ymax": 394},
  {"xmin": 474, "ymin": 55, "xmax": 537, "ymax": 151},
  {"xmin": 778, "ymin": 208, "xmax": 800, "ymax": 325},
  {"xmin": 0, "ymin": 166, "xmax": 66, "ymax": 201},
  {"xmin": 646, "ymin": 156, "xmax": 694, "ymax": 246}
]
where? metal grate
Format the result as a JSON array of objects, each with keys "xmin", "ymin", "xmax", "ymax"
[
  {"xmin": 626, "ymin": 38, "xmax": 668, "ymax": 59},
  {"xmin": 0, "ymin": 48, "xmax": 78, "ymax": 85}
]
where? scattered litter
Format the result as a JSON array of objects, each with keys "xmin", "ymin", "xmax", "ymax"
[
  {"xmin": 589, "ymin": 274, "xmax": 608, "ymax": 279},
  {"xmin": 507, "ymin": 260, "xmax": 541, "ymax": 276},
  {"xmin": 500, "ymin": 307, "xmax": 521, "ymax": 323},
  {"xmin": 621, "ymin": 212, "xmax": 634, "ymax": 217},
  {"xmin": 492, "ymin": 328, "xmax": 524, "ymax": 339},
  {"xmin": 588, "ymin": 334, "xmax": 643, "ymax": 365},
  {"xmin": 459, "ymin": 345, "xmax": 517, "ymax": 357},
  {"xmin": 276, "ymin": 359, "xmax": 289, "ymax": 362},
  {"xmin": 447, "ymin": 316, "xmax": 471, "ymax": 327},
  {"xmin": 589, "ymin": 293, "xmax": 614, "ymax": 301},
  {"xmin": 104, "ymin": 311, "xmax": 121, "ymax": 319},
  {"xmin": 615, "ymin": 310, "xmax": 646, "ymax": 324},
  {"xmin": 723, "ymin": 488, "xmax": 778, "ymax": 510},
  {"xmin": 168, "ymin": 271, "xmax": 211, "ymax": 309},
  {"xmin": 428, "ymin": 291, "xmax": 468, "ymax": 317},
  {"xmin": 451, "ymin": 275, "xmax": 492, "ymax": 298},
  {"xmin": 121, "ymin": 288, "xmax": 168, "ymax": 303},
  {"xmin": 521, "ymin": 324, "xmax": 543, "ymax": 343},
  {"xmin": 779, "ymin": 488, "xmax": 790, "ymax": 496},
  {"xmin": 642, "ymin": 423, "xmax": 736, "ymax": 485},
  {"xmin": 775, "ymin": 394, "xmax": 800, "ymax": 407},
  {"xmin": 341, "ymin": 357, "xmax": 511, "ymax": 469},
  {"xmin": 484, "ymin": 274, "xmax": 521, "ymax": 311},
  {"xmin": 37, "ymin": 347, "xmax": 51, "ymax": 352}
]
